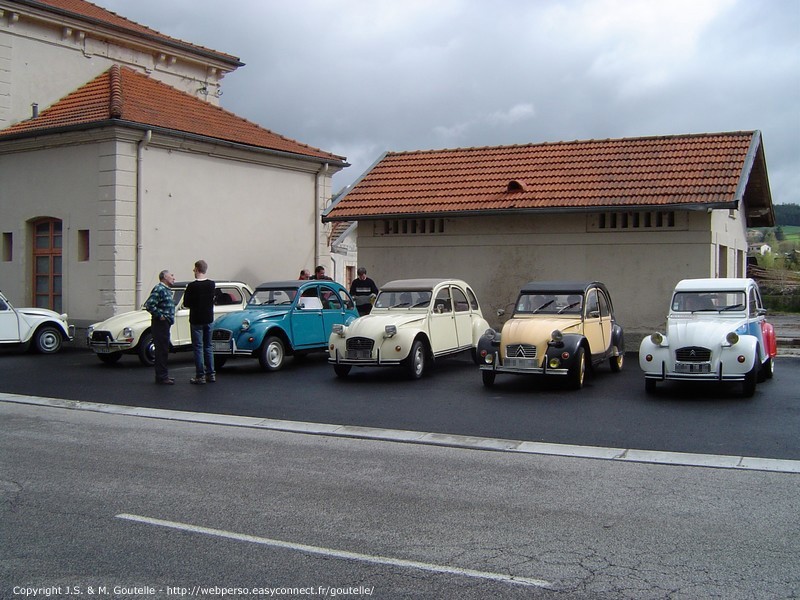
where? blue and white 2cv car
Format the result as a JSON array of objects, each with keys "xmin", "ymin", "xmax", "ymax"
[
  {"xmin": 211, "ymin": 280, "xmax": 360, "ymax": 371},
  {"xmin": 639, "ymin": 278, "xmax": 777, "ymax": 397},
  {"xmin": 328, "ymin": 278, "xmax": 489, "ymax": 379},
  {"xmin": 0, "ymin": 290, "xmax": 74, "ymax": 353}
]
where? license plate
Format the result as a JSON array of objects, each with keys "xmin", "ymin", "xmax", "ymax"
[
  {"xmin": 347, "ymin": 350, "xmax": 371, "ymax": 360},
  {"xmin": 95, "ymin": 346, "xmax": 113, "ymax": 354},
  {"xmin": 504, "ymin": 357, "xmax": 537, "ymax": 369},
  {"xmin": 213, "ymin": 341, "xmax": 231, "ymax": 353},
  {"xmin": 675, "ymin": 362, "xmax": 711, "ymax": 374}
]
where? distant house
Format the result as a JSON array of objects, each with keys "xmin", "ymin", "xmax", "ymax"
[
  {"xmin": 749, "ymin": 243, "xmax": 772, "ymax": 256},
  {"xmin": 323, "ymin": 131, "xmax": 775, "ymax": 337},
  {"xmin": 0, "ymin": 0, "xmax": 347, "ymax": 327}
]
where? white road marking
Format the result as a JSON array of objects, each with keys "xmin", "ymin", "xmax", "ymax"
[{"xmin": 116, "ymin": 513, "xmax": 553, "ymax": 589}]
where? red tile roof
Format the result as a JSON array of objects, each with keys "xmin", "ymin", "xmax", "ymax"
[
  {"xmin": 13, "ymin": 0, "xmax": 242, "ymax": 66},
  {"xmin": 0, "ymin": 65, "xmax": 346, "ymax": 163},
  {"xmin": 324, "ymin": 132, "xmax": 771, "ymax": 221}
]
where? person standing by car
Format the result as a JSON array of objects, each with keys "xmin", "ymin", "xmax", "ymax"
[
  {"xmin": 310, "ymin": 265, "xmax": 332, "ymax": 280},
  {"xmin": 183, "ymin": 259, "xmax": 216, "ymax": 385},
  {"xmin": 144, "ymin": 269, "xmax": 176, "ymax": 385},
  {"xmin": 350, "ymin": 267, "xmax": 379, "ymax": 316}
]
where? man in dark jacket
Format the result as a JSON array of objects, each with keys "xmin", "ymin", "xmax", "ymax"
[
  {"xmin": 144, "ymin": 269, "xmax": 176, "ymax": 384},
  {"xmin": 183, "ymin": 259, "xmax": 216, "ymax": 384},
  {"xmin": 350, "ymin": 267, "xmax": 379, "ymax": 316}
]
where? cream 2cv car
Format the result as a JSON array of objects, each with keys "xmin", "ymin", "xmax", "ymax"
[
  {"xmin": 328, "ymin": 278, "xmax": 489, "ymax": 379},
  {"xmin": 639, "ymin": 278, "xmax": 777, "ymax": 397},
  {"xmin": 87, "ymin": 280, "xmax": 253, "ymax": 365}
]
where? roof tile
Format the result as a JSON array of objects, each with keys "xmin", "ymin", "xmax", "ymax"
[
  {"xmin": 325, "ymin": 132, "xmax": 757, "ymax": 219},
  {"xmin": 0, "ymin": 65, "xmax": 346, "ymax": 163}
]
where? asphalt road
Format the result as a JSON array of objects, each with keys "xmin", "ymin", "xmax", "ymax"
[
  {"xmin": 2, "ymin": 401, "xmax": 798, "ymax": 600},
  {"xmin": 1, "ymin": 345, "xmax": 799, "ymax": 460}
]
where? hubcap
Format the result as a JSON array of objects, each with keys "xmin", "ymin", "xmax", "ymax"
[
  {"xmin": 40, "ymin": 331, "xmax": 59, "ymax": 352},
  {"xmin": 267, "ymin": 342, "xmax": 283, "ymax": 368}
]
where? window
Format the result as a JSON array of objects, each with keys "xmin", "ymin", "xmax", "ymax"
[
  {"xmin": 589, "ymin": 211, "xmax": 685, "ymax": 231},
  {"xmin": 467, "ymin": 288, "xmax": 479, "ymax": 310},
  {"xmin": 379, "ymin": 219, "xmax": 445, "ymax": 235},
  {"xmin": 2, "ymin": 233, "xmax": 11, "ymax": 262},
  {"xmin": 320, "ymin": 286, "xmax": 342, "ymax": 310},
  {"xmin": 78, "ymin": 229, "xmax": 90, "ymax": 262},
  {"xmin": 452, "ymin": 287, "xmax": 469, "ymax": 312},
  {"xmin": 598, "ymin": 291, "xmax": 610, "ymax": 317},
  {"xmin": 434, "ymin": 288, "xmax": 452, "ymax": 313},
  {"xmin": 32, "ymin": 218, "xmax": 63, "ymax": 312}
]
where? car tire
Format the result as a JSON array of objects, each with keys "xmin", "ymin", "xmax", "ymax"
[
  {"xmin": 97, "ymin": 352, "xmax": 122, "ymax": 364},
  {"xmin": 259, "ymin": 336, "xmax": 286, "ymax": 372},
  {"xmin": 742, "ymin": 358, "xmax": 758, "ymax": 398},
  {"xmin": 214, "ymin": 355, "xmax": 227, "ymax": 369},
  {"xmin": 33, "ymin": 325, "xmax": 62, "ymax": 354},
  {"xmin": 763, "ymin": 357, "xmax": 774, "ymax": 380},
  {"xmin": 481, "ymin": 370, "xmax": 496, "ymax": 387},
  {"xmin": 137, "ymin": 331, "xmax": 155, "ymax": 366},
  {"xmin": 333, "ymin": 364, "xmax": 352, "ymax": 378},
  {"xmin": 568, "ymin": 347, "xmax": 586, "ymax": 390},
  {"xmin": 609, "ymin": 351, "xmax": 624, "ymax": 372},
  {"xmin": 404, "ymin": 340, "xmax": 426, "ymax": 380}
]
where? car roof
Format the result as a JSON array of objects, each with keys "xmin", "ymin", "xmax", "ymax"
[
  {"xmin": 173, "ymin": 280, "xmax": 249, "ymax": 288},
  {"xmin": 254, "ymin": 280, "xmax": 343, "ymax": 289},
  {"xmin": 381, "ymin": 278, "xmax": 468, "ymax": 291},
  {"xmin": 674, "ymin": 278, "xmax": 755, "ymax": 292},
  {"xmin": 519, "ymin": 281, "xmax": 608, "ymax": 295}
]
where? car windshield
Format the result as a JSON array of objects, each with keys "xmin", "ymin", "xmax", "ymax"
[
  {"xmin": 249, "ymin": 288, "xmax": 298, "ymax": 306},
  {"xmin": 374, "ymin": 290, "xmax": 432, "ymax": 309},
  {"xmin": 671, "ymin": 291, "xmax": 746, "ymax": 313},
  {"xmin": 515, "ymin": 293, "xmax": 583, "ymax": 314}
]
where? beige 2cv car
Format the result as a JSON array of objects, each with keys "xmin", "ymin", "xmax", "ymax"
[
  {"xmin": 478, "ymin": 281, "xmax": 625, "ymax": 389},
  {"xmin": 87, "ymin": 280, "xmax": 253, "ymax": 365},
  {"xmin": 328, "ymin": 278, "xmax": 490, "ymax": 379}
]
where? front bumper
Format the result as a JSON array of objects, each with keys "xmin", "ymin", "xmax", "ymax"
[
  {"xmin": 328, "ymin": 347, "xmax": 404, "ymax": 367},
  {"xmin": 479, "ymin": 352, "xmax": 568, "ymax": 376},
  {"xmin": 642, "ymin": 361, "xmax": 746, "ymax": 382},
  {"xmin": 87, "ymin": 339, "xmax": 133, "ymax": 354}
]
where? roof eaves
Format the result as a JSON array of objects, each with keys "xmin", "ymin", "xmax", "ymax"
[
  {"xmin": 0, "ymin": 119, "xmax": 349, "ymax": 166},
  {"xmin": 323, "ymin": 201, "xmax": 740, "ymax": 222}
]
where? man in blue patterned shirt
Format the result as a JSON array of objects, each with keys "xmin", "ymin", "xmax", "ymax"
[{"xmin": 144, "ymin": 269, "xmax": 176, "ymax": 384}]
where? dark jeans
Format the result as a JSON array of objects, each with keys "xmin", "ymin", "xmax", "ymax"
[
  {"xmin": 152, "ymin": 317, "xmax": 171, "ymax": 381},
  {"xmin": 191, "ymin": 323, "xmax": 214, "ymax": 378}
]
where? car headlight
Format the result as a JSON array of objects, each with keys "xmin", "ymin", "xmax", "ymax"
[
  {"xmin": 551, "ymin": 329, "xmax": 563, "ymax": 342},
  {"xmin": 241, "ymin": 319, "xmax": 250, "ymax": 331},
  {"xmin": 122, "ymin": 327, "xmax": 133, "ymax": 338},
  {"xmin": 725, "ymin": 331, "xmax": 739, "ymax": 346},
  {"xmin": 650, "ymin": 332, "xmax": 664, "ymax": 345},
  {"xmin": 384, "ymin": 325, "xmax": 397, "ymax": 337},
  {"xmin": 86, "ymin": 326, "xmax": 95, "ymax": 337},
  {"xmin": 332, "ymin": 324, "xmax": 345, "ymax": 336},
  {"xmin": 484, "ymin": 328, "xmax": 498, "ymax": 341}
]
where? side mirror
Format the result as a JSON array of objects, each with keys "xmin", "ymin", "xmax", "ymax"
[{"xmin": 496, "ymin": 308, "xmax": 505, "ymax": 317}]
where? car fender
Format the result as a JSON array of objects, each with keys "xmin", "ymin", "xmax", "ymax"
[
  {"xmin": 720, "ymin": 334, "xmax": 759, "ymax": 372},
  {"xmin": 545, "ymin": 333, "xmax": 586, "ymax": 365},
  {"xmin": 611, "ymin": 323, "xmax": 625, "ymax": 354},
  {"xmin": 470, "ymin": 316, "xmax": 491, "ymax": 346},
  {"xmin": 376, "ymin": 326, "xmax": 425, "ymax": 361}
]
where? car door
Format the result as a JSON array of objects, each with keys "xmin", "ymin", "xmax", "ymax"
[
  {"xmin": 291, "ymin": 285, "xmax": 326, "ymax": 348},
  {"xmin": 582, "ymin": 288, "xmax": 605, "ymax": 358},
  {"xmin": 598, "ymin": 288, "xmax": 613, "ymax": 353},
  {"xmin": 452, "ymin": 285, "xmax": 473, "ymax": 349},
  {"xmin": 0, "ymin": 296, "xmax": 21, "ymax": 342},
  {"xmin": 320, "ymin": 285, "xmax": 348, "ymax": 337},
  {"xmin": 429, "ymin": 285, "xmax": 457, "ymax": 354}
]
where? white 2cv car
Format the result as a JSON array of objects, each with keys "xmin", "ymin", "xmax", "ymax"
[
  {"xmin": 639, "ymin": 278, "xmax": 778, "ymax": 397},
  {"xmin": 328, "ymin": 278, "xmax": 489, "ymax": 379},
  {"xmin": 0, "ymin": 290, "xmax": 74, "ymax": 353}
]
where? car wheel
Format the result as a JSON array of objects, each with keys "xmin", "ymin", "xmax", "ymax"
[
  {"xmin": 137, "ymin": 332, "xmax": 155, "ymax": 366},
  {"xmin": 333, "ymin": 364, "xmax": 352, "ymax": 378},
  {"xmin": 97, "ymin": 352, "xmax": 122, "ymax": 364},
  {"xmin": 568, "ymin": 347, "xmax": 586, "ymax": 390},
  {"xmin": 214, "ymin": 355, "xmax": 227, "ymax": 369},
  {"xmin": 742, "ymin": 359, "xmax": 758, "ymax": 398},
  {"xmin": 763, "ymin": 357, "xmax": 774, "ymax": 380},
  {"xmin": 33, "ymin": 326, "xmax": 62, "ymax": 354},
  {"xmin": 259, "ymin": 336, "xmax": 286, "ymax": 372},
  {"xmin": 609, "ymin": 351, "xmax": 624, "ymax": 372},
  {"xmin": 645, "ymin": 378, "xmax": 657, "ymax": 394},
  {"xmin": 481, "ymin": 370, "xmax": 496, "ymax": 387},
  {"xmin": 404, "ymin": 340, "xmax": 426, "ymax": 379}
]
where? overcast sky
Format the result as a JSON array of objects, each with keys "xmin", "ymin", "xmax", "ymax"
[{"xmin": 96, "ymin": 0, "xmax": 799, "ymax": 205}]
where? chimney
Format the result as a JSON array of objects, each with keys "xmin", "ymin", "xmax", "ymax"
[{"xmin": 31, "ymin": 103, "xmax": 39, "ymax": 119}]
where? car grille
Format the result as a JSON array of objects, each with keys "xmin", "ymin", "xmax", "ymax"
[
  {"xmin": 505, "ymin": 344, "xmax": 537, "ymax": 359},
  {"xmin": 346, "ymin": 337, "xmax": 374, "ymax": 359},
  {"xmin": 212, "ymin": 329, "xmax": 232, "ymax": 342},
  {"xmin": 91, "ymin": 331, "xmax": 113, "ymax": 342},
  {"xmin": 675, "ymin": 346, "xmax": 712, "ymax": 362}
]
